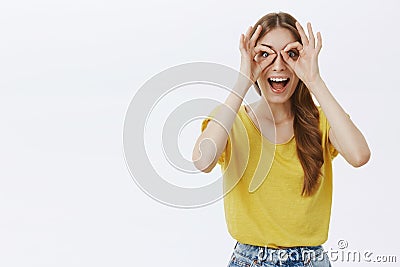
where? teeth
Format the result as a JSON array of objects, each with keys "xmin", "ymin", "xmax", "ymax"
[{"xmin": 269, "ymin": 77, "xmax": 288, "ymax": 82}]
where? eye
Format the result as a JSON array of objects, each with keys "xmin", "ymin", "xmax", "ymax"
[
  {"xmin": 287, "ymin": 50, "xmax": 298, "ymax": 59},
  {"xmin": 261, "ymin": 51, "xmax": 269, "ymax": 58}
]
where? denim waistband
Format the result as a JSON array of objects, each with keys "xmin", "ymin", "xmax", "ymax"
[{"xmin": 234, "ymin": 241, "xmax": 324, "ymax": 265}]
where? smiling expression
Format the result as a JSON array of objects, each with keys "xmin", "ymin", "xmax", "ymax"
[{"xmin": 256, "ymin": 27, "xmax": 300, "ymax": 104}]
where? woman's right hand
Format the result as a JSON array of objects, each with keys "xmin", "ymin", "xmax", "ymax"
[{"xmin": 238, "ymin": 25, "xmax": 277, "ymax": 87}]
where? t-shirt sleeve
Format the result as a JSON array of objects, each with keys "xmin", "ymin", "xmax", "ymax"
[
  {"xmin": 200, "ymin": 105, "xmax": 229, "ymax": 166},
  {"xmin": 326, "ymin": 117, "xmax": 339, "ymax": 159}
]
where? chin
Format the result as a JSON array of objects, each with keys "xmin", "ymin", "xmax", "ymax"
[{"xmin": 263, "ymin": 96, "xmax": 291, "ymax": 105}]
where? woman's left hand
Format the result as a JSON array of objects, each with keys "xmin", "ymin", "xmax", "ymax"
[{"xmin": 281, "ymin": 22, "xmax": 322, "ymax": 88}]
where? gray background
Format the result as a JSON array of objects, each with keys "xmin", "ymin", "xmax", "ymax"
[{"xmin": 1, "ymin": 0, "xmax": 399, "ymax": 266}]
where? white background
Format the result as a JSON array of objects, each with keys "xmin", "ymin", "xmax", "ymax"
[{"xmin": 1, "ymin": 0, "xmax": 399, "ymax": 266}]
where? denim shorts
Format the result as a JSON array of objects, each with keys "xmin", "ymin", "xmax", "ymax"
[{"xmin": 227, "ymin": 241, "xmax": 332, "ymax": 267}]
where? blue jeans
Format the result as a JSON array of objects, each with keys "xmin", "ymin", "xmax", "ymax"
[{"xmin": 228, "ymin": 241, "xmax": 332, "ymax": 267}]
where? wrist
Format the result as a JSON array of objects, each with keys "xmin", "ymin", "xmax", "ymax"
[
  {"xmin": 233, "ymin": 78, "xmax": 252, "ymax": 94},
  {"xmin": 304, "ymin": 75, "xmax": 324, "ymax": 92},
  {"xmin": 235, "ymin": 74, "xmax": 253, "ymax": 91}
]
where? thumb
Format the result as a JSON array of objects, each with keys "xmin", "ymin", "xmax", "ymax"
[
  {"xmin": 280, "ymin": 50, "xmax": 295, "ymax": 69},
  {"xmin": 259, "ymin": 53, "xmax": 277, "ymax": 71}
]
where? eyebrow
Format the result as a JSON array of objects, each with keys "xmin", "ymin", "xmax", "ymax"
[
  {"xmin": 260, "ymin": 44, "xmax": 278, "ymax": 52},
  {"xmin": 260, "ymin": 43, "xmax": 294, "ymax": 52},
  {"xmin": 260, "ymin": 44, "xmax": 273, "ymax": 49},
  {"xmin": 260, "ymin": 43, "xmax": 296, "ymax": 51}
]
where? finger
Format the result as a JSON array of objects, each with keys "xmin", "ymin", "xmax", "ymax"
[
  {"xmin": 295, "ymin": 21, "xmax": 309, "ymax": 46},
  {"xmin": 307, "ymin": 22, "xmax": 315, "ymax": 48},
  {"xmin": 239, "ymin": 34, "xmax": 245, "ymax": 52},
  {"xmin": 254, "ymin": 44, "xmax": 275, "ymax": 55},
  {"xmin": 283, "ymin": 41, "xmax": 303, "ymax": 52},
  {"xmin": 245, "ymin": 26, "xmax": 253, "ymax": 37},
  {"xmin": 244, "ymin": 26, "xmax": 253, "ymax": 46},
  {"xmin": 253, "ymin": 45, "xmax": 276, "ymax": 61},
  {"xmin": 280, "ymin": 50, "xmax": 295, "ymax": 68},
  {"xmin": 259, "ymin": 53, "xmax": 277, "ymax": 69},
  {"xmin": 240, "ymin": 33, "xmax": 252, "ymax": 56},
  {"xmin": 316, "ymin": 32, "xmax": 322, "ymax": 54},
  {"xmin": 249, "ymin": 25, "xmax": 262, "ymax": 49}
]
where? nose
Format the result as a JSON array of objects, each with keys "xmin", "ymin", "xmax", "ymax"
[{"xmin": 271, "ymin": 52, "xmax": 286, "ymax": 72}]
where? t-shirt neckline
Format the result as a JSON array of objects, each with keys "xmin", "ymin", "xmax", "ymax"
[{"xmin": 240, "ymin": 104, "xmax": 295, "ymax": 146}]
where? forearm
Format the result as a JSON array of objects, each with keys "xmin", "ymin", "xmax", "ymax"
[{"xmin": 307, "ymin": 77, "xmax": 371, "ymax": 165}]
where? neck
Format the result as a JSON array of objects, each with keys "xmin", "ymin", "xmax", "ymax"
[{"xmin": 256, "ymin": 99, "xmax": 293, "ymax": 125}]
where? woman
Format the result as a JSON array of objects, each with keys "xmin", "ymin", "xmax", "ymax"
[{"xmin": 192, "ymin": 12, "xmax": 370, "ymax": 267}]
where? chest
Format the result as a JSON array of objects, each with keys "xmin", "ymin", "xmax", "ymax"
[{"xmin": 246, "ymin": 110, "xmax": 294, "ymax": 145}]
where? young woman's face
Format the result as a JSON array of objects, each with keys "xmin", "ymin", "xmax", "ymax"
[{"xmin": 256, "ymin": 27, "xmax": 300, "ymax": 104}]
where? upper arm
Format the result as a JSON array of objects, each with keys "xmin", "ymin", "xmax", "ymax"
[
  {"xmin": 199, "ymin": 112, "xmax": 228, "ymax": 168},
  {"xmin": 326, "ymin": 111, "xmax": 351, "ymax": 159},
  {"xmin": 328, "ymin": 127, "xmax": 343, "ymax": 157},
  {"xmin": 318, "ymin": 105, "xmax": 342, "ymax": 159},
  {"xmin": 197, "ymin": 107, "xmax": 230, "ymax": 172}
]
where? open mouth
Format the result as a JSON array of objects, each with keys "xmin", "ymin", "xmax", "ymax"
[{"xmin": 268, "ymin": 77, "xmax": 290, "ymax": 93}]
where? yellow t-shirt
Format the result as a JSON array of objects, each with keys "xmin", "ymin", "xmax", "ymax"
[{"xmin": 200, "ymin": 104, "xmax": 342, "ymax": 248}]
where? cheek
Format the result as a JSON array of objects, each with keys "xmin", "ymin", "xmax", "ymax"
[
  {"xmin": 257, "ymin": 76, "xmax": 269, "ymax": 87},
  {"xmin": 291, "ymin": 77, "xmax": 300, "ymax": 89}
]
